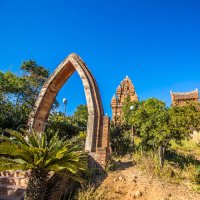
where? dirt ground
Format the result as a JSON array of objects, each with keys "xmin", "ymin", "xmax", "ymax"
[{"xmin": 94, "ymin": 160, "xmax": 200, "ymax": 200}]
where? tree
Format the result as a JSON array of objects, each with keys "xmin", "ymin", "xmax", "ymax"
[
  {"xmin": 0, "ymin": 130, "xmax": 87, "ymax": 200},
  {"xmin": 0, "ymin": 60, "xmax": 58, "ymax": 131},
  {"xmin": 0, "ymin": 61, "xmax": 49, "ymax": 108},
  {"xmin": 19, "ymin": 60, "xmax": 49, "ymax": 107},
  {"xmin": 110, "ymin": 122, "xmax": 133, "ymax": 156},
  {"xmin": 73, "ymin": 104, "xmax": 88, "ymax": 131},
  {"xmin": 46, "ymin": 112, "xmax": 80, "ymax": 139},
  {"xmin": 46, "ymin": 105, "xmax": 88, "ymax": 140},
  {"xmin": 123, "ymin": 98, "xmax": 200, "ymax": 166}
]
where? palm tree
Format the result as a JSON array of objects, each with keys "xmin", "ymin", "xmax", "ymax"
[{"xmin": 0, "ymin": 130, "xmax": 87, "ymax": 200}]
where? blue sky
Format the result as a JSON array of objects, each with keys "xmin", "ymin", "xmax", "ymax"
[{"xmin": 0, "ymin": 0, "xmax": 200, "ymax": 116}]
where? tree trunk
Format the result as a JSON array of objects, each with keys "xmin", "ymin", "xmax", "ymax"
[
  {"xmin": 131, "ymin": 125, "xmax": 134, "ymax": 144},
  {"xmin": 25, "ymin": 169, "xmax": 48, "ymax": 200},
  {"xmin": 158, "ymin": 145, "xmax": 165, "ymax": 168},
  {"xmin": 44, "ymin": 173, "xmax": 77, "ymax": 200}
]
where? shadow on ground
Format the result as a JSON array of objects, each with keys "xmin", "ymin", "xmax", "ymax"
[
  {"xmin": 166, "ymin": 150, "xmax": 200, "ymax": 169},
  {"xmin": 108, "ymin": 159, "xmax": 135, "ymax": 171}
]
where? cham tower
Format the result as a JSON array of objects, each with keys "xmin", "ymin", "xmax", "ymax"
[
  {"xmin": 170, "ymin": 89, "xmax": 200, "ymax": 143},
  {"xmin": 111, "ymin": 76, "xmax": 138, "ymax": 125},
  {"xmin": 170, "ymin": 89, "xmax": 199, "ymax": 106}
]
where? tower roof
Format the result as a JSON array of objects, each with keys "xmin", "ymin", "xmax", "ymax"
[
  {"xmin": 170, "ymin": 89, "xmax": 199, "ymax": 100},
  {"xmin": 111, "ymin": 94, "xmax": 117, "ymax": 103},
  {"xmin": 111, "ymin": 76, "xmax": 138, "ymax": 125},
  {"xmin": 116, "ymin": 85, "xmax": 121, "ymax": 95}
]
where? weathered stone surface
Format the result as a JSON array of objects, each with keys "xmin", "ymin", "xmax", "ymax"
[{"xmin": 0, "ymin": 171, "xmax": 28, "ymax": 199}]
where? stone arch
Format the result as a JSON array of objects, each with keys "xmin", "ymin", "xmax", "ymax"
[{"xmin": 28, "ymin": 53, "xmax": 110, "ymax": 167}]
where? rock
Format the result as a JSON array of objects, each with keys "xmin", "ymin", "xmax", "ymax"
[
  {"xmin": 132, "ymin": 179, "xmax": 137, "ymax": 183},
  {"xmin": 118, "ymin": 176, "xmax": 125, "ymax": 181},
  {"xmin": 135, "ymin": 190, "xmax": 142, "ymax": 198},
  {"xmin": 129, "ymin": 190, "xmax": 142, "ymax": 198},
  {"xmin": 116, "ymin": 185, "xmax": 119, "ymax": 192},
  {"xmin": 168, "ymin": 193, "xmax": 172, "ymax": 197},
  {"xmin": 161, "ymin": 194, "xmax": 171, "ymax": 200},
  {"xmin": 132, "ymin": 174, "xmax": 138, "ymax": 179},
  {"xmin": 129, "ymin": 191, "xmax": 135, "ymax": 197},
  {"xmin": 131, "ymin": 174, "xmax": 137, "ymax": 182},
  {"xmin": 115, "ymin": 185, "xmax": 126, "ymax": 195},
  {"xmin": 161, "ymin": 197, "xmax": 169, "ymax": 200}
]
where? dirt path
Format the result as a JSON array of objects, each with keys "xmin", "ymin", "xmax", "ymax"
[{"xmin": 94, "ymin": 161, "xmax": 200, "ymax": 200}]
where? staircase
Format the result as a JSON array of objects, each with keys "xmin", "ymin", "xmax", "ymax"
[{"xmin": 0, "ymin": 171, "xmax": 28, "ymax": 200}]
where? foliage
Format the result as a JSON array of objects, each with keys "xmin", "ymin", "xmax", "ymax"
[
  {"xmin": 123, "ymin": 98, "xmax": 200, "ymax": 166},
  {"xmin": 0, "ymin": 61, "xmax": 49, "ymax": 107},
  {"xmin": 46, "ymin": 107, "xmax": 88, "ymax": 140},
  {"xmin": 0, "ymin": 61, "xmax": 58, "ymax": 131},
  {"xmin": 110, "ymin": 122, "xmax": 133, "ymax": 156},
  {"xmin": 170, "ymin": 139, "xmax": 200, "ymax": 158},
  {"xmin": 0, "ymin": 60, "xmax": 88, "ymax": 137},
  {"xmin": 124, "ymin": 98, "xmax": 169, "ymax": 150},
  {"xmin": 0, "ymin": 129, "xmax": 87, "ymax": 173},
  {"xmin": 73, "ymin": 104, "xmax": 88, "ymax": 131},
  {"xmin": 0, "ymin": 99, "xmax": 30, "ymax": 130},
  {"xmin": 0, "ymin": 129, "xmax": 87, "ymax": 200},
  {"xmin": 75, "ymin": 184, "xmax": 105, "ymax": 200},
  {"xmin": 133, "ymin": 150, "xmax": 200, "ymax": 187},
  {"xmin": 46, "ymin": 112, "xmax": 80, "ymax": 139}
]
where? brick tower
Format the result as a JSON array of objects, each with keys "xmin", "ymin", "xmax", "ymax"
[{"xmin": 111, "ymin": 76, "xmax": 138, "ymax": 125}]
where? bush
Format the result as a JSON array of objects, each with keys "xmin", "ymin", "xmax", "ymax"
[
  {"xmin": 110, "ymin": 124, "xmax": 133, "ymax": 156},
  {"xmin": 132, "ymin": 150, "xmax": 200, "ymax": 191}
]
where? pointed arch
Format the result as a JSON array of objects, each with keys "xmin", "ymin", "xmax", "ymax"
[{"xmin": 28, "ymin": 53, "xmax": 108, "ymax": 154}]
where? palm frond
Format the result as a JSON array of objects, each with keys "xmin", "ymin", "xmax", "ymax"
[
  {"xmin": 25, "ymin": 131, "xmax": 39, "ymax": 147},
  {"xmin": 6, "ymin": 129, "xmax": 28, "ymax": 145},
  {"xmin": 0, "ymin": 161, "xmax": 31, "ymax": 171},
  {"xmin": 46, "ymin": 162, "xmax": 79, "ymax": 174},
  {"xmin": 0, "ymin": 157, "xmax": 25, "ymax": 165},
  {"xmin": 0, "ymin": 130, "xmax": 87, "ymax": 177},
  {"xmin": 0, "ymin": 142, "xmax": 33, "ymax": 163}
]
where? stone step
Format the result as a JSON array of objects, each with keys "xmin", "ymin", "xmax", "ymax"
[
  {"xmin": 0, "ymin": 177, "xmax": 28, "ymax": 187},
  {"xmin": 0, "ymin": 171, "xmax": 29, "ymax": 178},
  {"xmin": 0, "ymin": 184, "xmax": 26, "ymax": 196},
  {"xmin": 0, "ymin": 194, "xmax": 24, "ymax": 200},
  {"xmin": 0, "ymin": 171, "xmax": 27, "ymax": 200}
]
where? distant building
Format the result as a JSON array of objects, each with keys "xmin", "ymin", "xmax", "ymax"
[
  {"xmin": 170, "ymin": 89, "xmax": 199, "ymax": 143},
  {"xmin": 170, "ymin": 89, "xmax": 199, "ymax": 106},
  {"xmin": 111, "ymin": 76, "xmax": 138, "ymax": 125}
]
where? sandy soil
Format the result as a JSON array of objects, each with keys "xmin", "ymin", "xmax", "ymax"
[{"xmin": 94, "ymin": 160, "xmax": 200, "ymax": 200}]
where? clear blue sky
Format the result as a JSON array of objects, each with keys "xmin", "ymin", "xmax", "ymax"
[{"xmin": 0, "ymin": 0, "xmax": 200, "ymax": 116}]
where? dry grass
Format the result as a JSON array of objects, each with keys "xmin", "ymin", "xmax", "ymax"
[
  {"xmin": 170, "ymin": 139, "xmax": 200, "ymax": 158},
  {"xmin": 132, "ymin": 150, "xmax": 200, "ymax": 193},
  {"xmin": 74, "ymin": 185, "xmax": 106, "ymax": 200}
]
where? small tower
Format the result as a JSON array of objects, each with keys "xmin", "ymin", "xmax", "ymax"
[
  {"xmin": 111, "ymin": 76, "xmax": 138, "ymax": 125},
  {"xmin": 111, "ymin": 94, "xmax": 118, "ymax": 123},
  {"xmin": 170, "ymin": 89, "xmax": 199, "ymax": 106}
]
